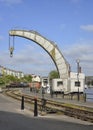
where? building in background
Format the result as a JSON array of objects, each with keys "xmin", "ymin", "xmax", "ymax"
[
  {"xmin": 41, "ymin": 77, "xmax": 50, "ymax": 93},
  {"xmin": 0, "ymin": 65, "xmax": 24, "ymax": 79},
  {"xmin": 29, "ymin": 75, "xmax": 41, "ymax": 91}
]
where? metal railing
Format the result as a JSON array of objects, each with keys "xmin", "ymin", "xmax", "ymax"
[{"xmin": 84, "ymin": 93, "xmax": 93, "ymax": 102}]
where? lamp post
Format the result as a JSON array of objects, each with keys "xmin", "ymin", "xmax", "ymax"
[
  {"xmin": 76, "ymin": 59, "xmax": 80, "ymax": 101},
  {"xmin": 32, "ymin": 78, "xmax": 38, "ymax": 116}
]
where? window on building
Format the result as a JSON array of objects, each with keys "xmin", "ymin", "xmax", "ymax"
[
  {"xmin": 57, "ymin": 81, "xmax": 63, "ymax": 87},
  {"xmin": 75, "ymin": 81, "xmax": 80, "ymax": 87}
]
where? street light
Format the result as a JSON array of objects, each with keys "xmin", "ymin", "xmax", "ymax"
[{"xmin": 76, "ymin": 59, "xmax": 80, "ymax": 101}]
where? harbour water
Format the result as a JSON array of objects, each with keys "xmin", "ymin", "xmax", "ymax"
[{"xmin": 84, "ymin": 87, "xmax": 93, "ymax": 102}]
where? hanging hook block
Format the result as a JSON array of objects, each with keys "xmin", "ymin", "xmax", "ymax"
[{"xmin": 9, "ymin": 47, "xmax": 14, "ymax": 57}]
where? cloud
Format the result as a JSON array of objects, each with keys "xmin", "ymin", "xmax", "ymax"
[
  {"xmin": 1, "ymin": 40, "xmax": 93, "ymax": 76},
  {"xmin": 80, "ymin": 25, "xmax": 93, "ymax": 32},
  {"xmin": 0, "ymin": 44, "xmax": 56, "ymax": 76},
  {"xmin": 63, "ymin": 40, "xmax": 93, "ymax": 75},
  {"xmin": 64, "ymin": 43, "xmax": 93, "ymax": 59},
  {"xmin": 0, "ymin": 0, "xmax": 23, "ymax": 5}
]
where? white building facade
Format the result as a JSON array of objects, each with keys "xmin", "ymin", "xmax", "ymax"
[
  {"xmin": 52, "ymin": 72, "xmax": 85, "ymax": 93},
  {"xmin": 0, "ymin": 65, "xmax": 24, "ymax": 79}
]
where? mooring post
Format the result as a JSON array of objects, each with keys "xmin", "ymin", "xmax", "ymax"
[
  {"xmin": 84, "ymin": 93, "xmax": 86, "ymax": 102},
  {"xmin": 21, "ymin": 95, "xmax": 24, "ymax": 110},
  {"xmin": 34, "ymin": 97, "xmax": 38, "ymax": 116}
]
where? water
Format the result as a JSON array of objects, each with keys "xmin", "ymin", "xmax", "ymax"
[{"xmin": 84, "ymin": 87, "xmax": 93, "ymax": 102}]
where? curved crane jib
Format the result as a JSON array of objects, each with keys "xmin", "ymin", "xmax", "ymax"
[{"xmin": 9, "ymin": 29, "xmax": 69, "ymax": 79}]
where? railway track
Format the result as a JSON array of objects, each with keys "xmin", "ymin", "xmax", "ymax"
[{"xmin": 4, "ymin": 89, "xmax": 93, "ymax": 123}]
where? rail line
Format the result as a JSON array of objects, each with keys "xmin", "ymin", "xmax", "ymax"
[{"xmin": 4, "ymin": 89, "xmax": 93, "ymax": 123}]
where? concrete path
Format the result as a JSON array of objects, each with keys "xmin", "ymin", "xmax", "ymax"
[{"xmin": 0, "ymin": 93, "xmax": 93, "ymax": 130}]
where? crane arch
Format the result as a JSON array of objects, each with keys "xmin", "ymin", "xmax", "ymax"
[{"xmin": 9, "ymin": 30, "xmax": 70, "ymax": 79}]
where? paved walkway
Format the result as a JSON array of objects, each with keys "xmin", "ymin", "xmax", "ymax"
[{"xmin": 0, "ymin": 93, "xmax": 93, "ymax": 127}]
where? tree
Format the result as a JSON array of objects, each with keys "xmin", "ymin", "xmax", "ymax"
[
  {"xmin": 23, "ymin": 75, "xmax": 32, "ymax": 82},
  {"xmin": 0, "ymin": 74, "xmax": 32, "ymax": 88},
  {"xmin": 0, "ymin": 77, "xmax": 5, "ymax": 85},
  {"xmin": 49, "ymin": 70, "xmax": 59, "ymax": 80},
  {"xmin": 4, "ymin": 75, "xmax": 20, "ymax": 84}
]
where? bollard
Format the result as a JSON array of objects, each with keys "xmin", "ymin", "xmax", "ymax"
[
  {"xmin": 62, "ymin": 92, "xmax": 64, "ymax": 99},
  {"xmin": 84, "ymin": 93, "xmax": 86, "ymax": 102},
  {"xmin": 77, "ymin": 92, "xmax": 80, "ymax": 101},
  {"xmin": 71, "ymin": 93, "xmax": 73, "ymax": 100},
  {"xmin": 55, "ymin": 92, "xmax": 57, "ymax": 97},
  {"xmin": 21, "ymin": 96, "xmax": 24, "ymax": 110},
  {"xmin": 41, "ymin": 98, "xmax": 46, "ymax": 112},
  {"xmin": 34, "ymin": 97, "xmax": 38, "ymax": 116},
  {"xmin": 51, "ymin": 91, "xmax": 53, "ymax": 98}
]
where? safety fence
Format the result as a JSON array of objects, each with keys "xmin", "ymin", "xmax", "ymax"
[{"xmin": 85, "ymin": 93, "xmax": 93, "ymax": 102}]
